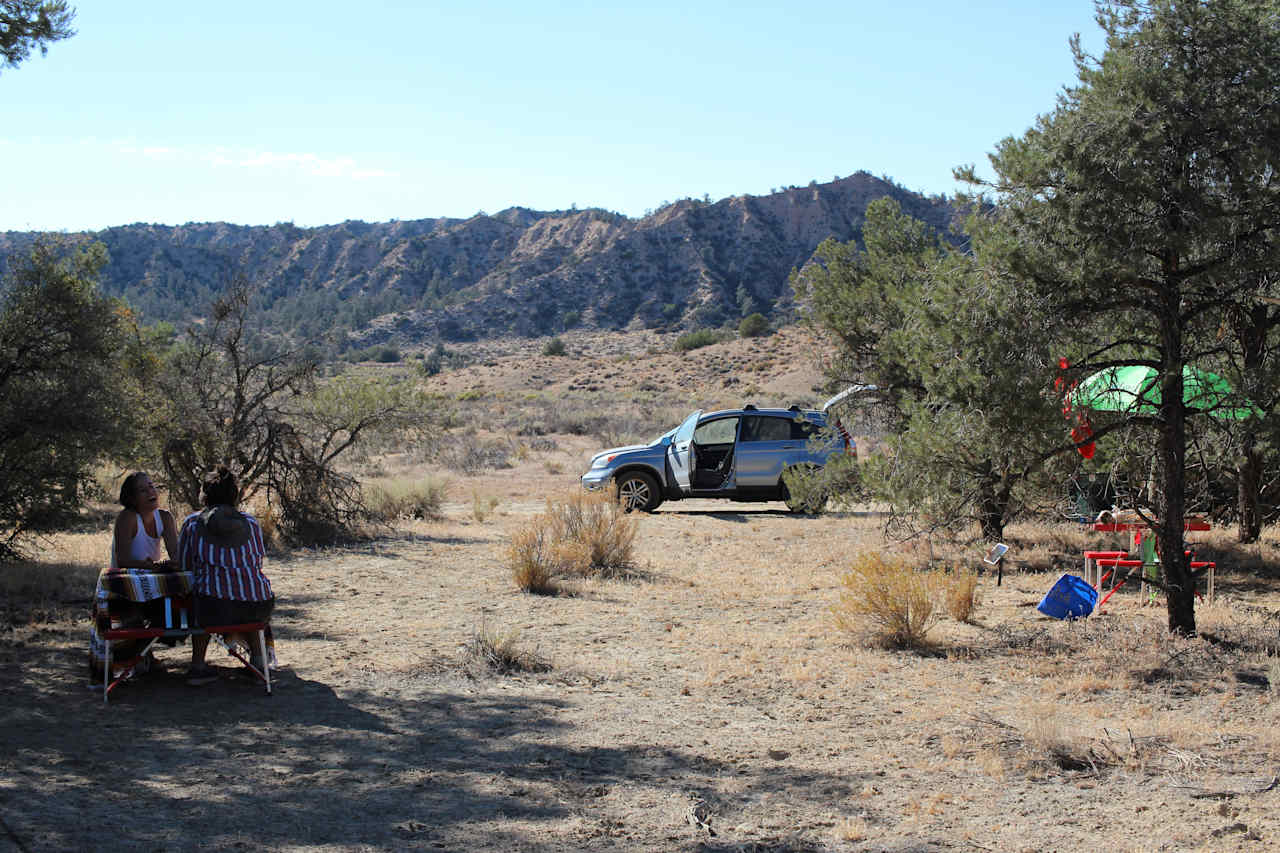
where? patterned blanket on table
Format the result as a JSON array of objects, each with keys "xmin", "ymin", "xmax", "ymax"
[
  {"xmin": 89, "ymin": 568, "xmax": 277, "ymax": 676},
  {"xmin": 89, "ymin": 568, "xmax": 194, "ymax": 676}
]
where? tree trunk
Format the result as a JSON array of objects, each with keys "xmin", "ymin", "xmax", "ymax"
[
  {"xmin": 1238, "ymin": 429, "xmax": 1263, "ymax": 544},
  {"xmin": 976, "ymin": 471, "xmax": 1009, "ymax": 542},
  {"xmin": 1235, "ymin": 303, "xmax": 1267, "ymax": 544},
  {"xmin": 1156, "ymin": 284, "xmax": 1195, "ymax": 635}
]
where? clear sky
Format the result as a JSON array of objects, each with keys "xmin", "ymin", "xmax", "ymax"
[{"xmin": 1, "ymin": 1, "xmax": 1105, "ymax": 232}]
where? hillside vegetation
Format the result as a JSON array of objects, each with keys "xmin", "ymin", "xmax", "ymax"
[{"xmin": 0, "ymin": 173, "xmax": 955, "ymax": 351}]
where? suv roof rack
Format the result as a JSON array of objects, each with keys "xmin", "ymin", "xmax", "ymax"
[{"xmin": 787, "ymin": 404, "xmax": 802, "ymax": 412}]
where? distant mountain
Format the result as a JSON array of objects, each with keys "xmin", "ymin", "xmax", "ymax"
[{"xmin": 0, "ymin": 172, "xmax": 958, "ymax": 347}]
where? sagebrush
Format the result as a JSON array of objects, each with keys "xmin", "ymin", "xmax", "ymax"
[
  {"xmin": 506, "ymin": 490, "xmax": 638, "ymax": 592},
  {"xmin": 543, "ymin": 489, "xmax": 637, "ymax": 577},
  {"xmin": 364, "ymin": 476, "xmax": 449, "ymax": 522},
  {"xmin": 834, "ymin": 553, "xmax": 940, "ymax": 648}
]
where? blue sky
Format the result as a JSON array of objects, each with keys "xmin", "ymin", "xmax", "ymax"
[{"xmin": 2, "ymin": 1, "xmax": 1104, "ymax": 232}]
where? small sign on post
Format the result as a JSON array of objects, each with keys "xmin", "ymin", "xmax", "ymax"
[{"xmin": 983, "ymin": 543, "xmax": 1009, "ymax": 586}]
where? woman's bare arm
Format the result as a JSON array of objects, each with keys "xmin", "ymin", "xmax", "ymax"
[{"xmin": 159, "ymin": 509, "xmax": 179, "ymax": 563}]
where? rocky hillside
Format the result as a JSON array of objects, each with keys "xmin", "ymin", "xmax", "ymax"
[{"xmin": 0, "ymin": 173, "xmax": 957, "ymax": 345}]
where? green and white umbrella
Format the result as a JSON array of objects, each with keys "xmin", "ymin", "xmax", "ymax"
[{"xmin": 1072, "ymin": 365, "xmax": 1259, "ymax": 420}]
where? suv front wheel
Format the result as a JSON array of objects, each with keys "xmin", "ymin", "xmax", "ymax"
[{"xmin": 616, "ymin": 471, "xmax": 663, "ymax": 512}]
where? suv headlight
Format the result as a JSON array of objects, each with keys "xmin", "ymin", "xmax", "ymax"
[{"xmin": 590, "ymin": 454, "xmax": 617, "ymax": 470}]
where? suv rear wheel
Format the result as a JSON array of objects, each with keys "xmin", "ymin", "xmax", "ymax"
[
  {"xmin": 779, "ymin": 469, "xmax": 828, "ymax": 514},
  {"xmin": 616, "ymin": 471, "xmax": 662, "ymax": 512}
]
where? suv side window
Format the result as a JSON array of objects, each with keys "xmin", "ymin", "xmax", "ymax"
[
  {"xmin": 742, "ymin": 415, "xmax": 791, "ymax": 442},
  {"xmin": 693, "ymin": 417, "xmax": 739, "ymax": 445},
  {"xmin": 791, "ymin": 417, "xmax": 821, "ymax": 441}
]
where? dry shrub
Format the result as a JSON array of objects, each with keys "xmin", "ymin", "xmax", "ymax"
[
  {"xmin": 438, "ymin": 436, "xmax": 515, "ymax": 473},
  {"xmin": 942, "ymin": 566, "xmax": 981, "ymax": 622},
  {"xmin": 1024, "ymin": 708, "xmax": 1093, "ymax": 771},
  {"xmin": 544, "ymin": 489, "xmax": 637, "ymax": 577},
  {"xmin": 472, "ymin": 491, "xmax": 500, "ymax": 522},
  {"xmin": 364, "ymin": 476, "xmax": 449, "ymax": 523},
  {"xmin": 463, "ymin": 622, "xmax": 550, "ymax": 675},
  {"xmin": 833, "ymin": 552, "xmax": 939, "ymax": 648},
  {"xmin": 506, "ymin": 522, "xmax": 562, "ymax": 594},
  {"xmin": 505, "ymin": 491, "xmax": 639, "ymax": 592},
  {"xmin": 251, "ymin": 501, "xmax": 283, "ymax": 550}
]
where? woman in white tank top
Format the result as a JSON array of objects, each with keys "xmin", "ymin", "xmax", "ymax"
[{"xmin": 111, "ymin": 471, "xmax": 178, "ymax": 569}]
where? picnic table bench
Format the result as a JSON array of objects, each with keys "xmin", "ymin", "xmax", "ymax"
[{"xmin": 90, "ymin": 567, "xmax": 272, "ymax": 705}]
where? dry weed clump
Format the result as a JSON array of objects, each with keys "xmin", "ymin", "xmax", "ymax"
[
  {"xmin": 363, "ymin": 476, "xmax": 449, "ymax": 523},
  {"xmin": 543, "ymin": 489, "xmax": 637, "ymax": 577},
  {"xmin": 471, "ymin": 491, "xmax": 500, "ymax": 522},
  {"xmin": 1024, "ymin": 707, "xmax": 1095, "ymax": 772},
  {"xmin": 506, "ymin": 524, "xmax": 562, "ymax": 595},
  {"xmin": 437, "ymin": 435, "xmax": 515, "ymax": 473},
  {"xmin": 505, "ymin": 491, "xmax": 639, "ymax": 592},
  {"xmin": 942, "ymin": 566, "xmax": 981, "ymax": 622},
  {"xmin": 250, "ymin": 500, "xmax": 283, "ymax": 549},
  {"xmin": 463, "ymin": 623, "xmax": 551, "ymax": 675},
  {"xmin": 834, "ymin": 553, "xmax": 940, "ymax": 648},
  {"xmin": 833, "ymin": 554, "xmax": 984, "ymax": 647}
]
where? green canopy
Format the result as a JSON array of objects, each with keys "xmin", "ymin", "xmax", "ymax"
[{"xmin": 1073, "ymin": 365, "xmax": 1261, "ymax": 420}]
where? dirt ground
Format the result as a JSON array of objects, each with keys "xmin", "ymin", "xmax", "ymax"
[{"xmin": 4, "ymin": 333, "xmax": 1280, "ymax": 851}]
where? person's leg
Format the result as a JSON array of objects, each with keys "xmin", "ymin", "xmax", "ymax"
[
  {"xmin": 187, "ymin": 596, "xmax": 222, "ymax": 684},
  {"xmin": 191, "ymin": 634, "xmax": 210, "ymax": 667}
]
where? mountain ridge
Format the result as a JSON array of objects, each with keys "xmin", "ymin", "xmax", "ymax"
[{"xmin": 0, "ymin": 172, "xmax": 958, "ymax": 347}]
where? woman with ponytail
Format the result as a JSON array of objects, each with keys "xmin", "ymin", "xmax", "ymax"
[{"xmin": 177, "ymin": 466, "xmax": 274, "ymax": 686}]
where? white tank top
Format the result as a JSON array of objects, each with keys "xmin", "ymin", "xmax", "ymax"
[{"xmin": 113, "ymin": 509, "xmax": 164, "ymax": 567}]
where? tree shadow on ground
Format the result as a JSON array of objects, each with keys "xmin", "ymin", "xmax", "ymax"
[{"xmin": 0, "ymin": 634, "xmax": 874, "ymax": 851}]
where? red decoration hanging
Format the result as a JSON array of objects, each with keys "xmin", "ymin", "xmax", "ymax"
[{"xmin": 1056, "ymin": 357, "xmax": 1095, "ymax": 458}]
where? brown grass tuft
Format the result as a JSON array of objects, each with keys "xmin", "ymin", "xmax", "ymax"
[
  {"xmin": 505, "ymin": 491, "xmax": 639, "ymax": 592},
  {"xmin": 506, "ymin": 523, "xmax": 562, "ymax": 594},
  {"xmin": 471, "ymin": 490, "xmax": 500, "ymax": 522},
  {"xmin": 364, "ymin": 476, "xmax": 449, "ymax": 523},
  {"xmin": 942, "ymin": 566, "xmax": 982, "ymax": 623},
  {"xmin": 543, "ymin": 489, "xmax": 637, "ymax": 577},
  {"xmin": 250, "ymin": 500, "xmax": 283, "ymax": 550},
  {"xmin": 463, "ymin": 622, "xmax": 551, "ymax": 675},
  {"xmin": 833, "ymin": 552, "xmax": 939, "ymax": 648}
]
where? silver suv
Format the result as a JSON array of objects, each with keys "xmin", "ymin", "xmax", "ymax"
[{"xmin": 581, "ymin": 402, "xmax": 853, "ymax": 512}]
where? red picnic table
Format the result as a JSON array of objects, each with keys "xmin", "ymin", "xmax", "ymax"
[
  {"xmin": 89, "ymin": 567, "xmax": 274, "ymax": 704},
  {"xmin": 1083, "ymin": 517, "xmax": 1214, "ymax": 605}
]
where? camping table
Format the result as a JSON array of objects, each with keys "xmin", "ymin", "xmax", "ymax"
[
  {"xmin": 1089, "ymin": 519, "xmax": 1214, "ymax": 603},
  {"xmin": 90, "ymin": 566, "xmax": 275, "ymax": 704},
  {"xmin": 89, "ymin": 567, "xmax": 194, "ymax": 679}
]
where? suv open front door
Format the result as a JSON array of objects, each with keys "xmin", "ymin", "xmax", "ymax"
[{"xmin": 667, "ymin": 409, "xmax": 701, "ymax": 493}]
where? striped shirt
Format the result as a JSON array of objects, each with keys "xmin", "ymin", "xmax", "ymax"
[{"xmin": 178, "ymin": 509, "xmax": 272, "ymax": 602}]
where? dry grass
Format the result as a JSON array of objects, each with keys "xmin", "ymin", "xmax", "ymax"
[
  {"xmin": 833, "ymin": 552, "xmax": 939, "ymax": 648},
  {"xmin": 504, "ymin": 491, "xmax": 638, "ymax": 592},
  {"xmin": 249, "ymin": 499, "xmax": 284, "ymax": 549},
  {"xmin": 505, "ymin": 523, "xmax": 562, "ymax": 595},
  {"xmin": 943, "ymin": 566, "xmax": 982, "ymax": 622},
  {"xmin": 543, "ymin": 489, "xmax": 637, "ymax": 577},
  {"xmin": 471, "ymin": 490, "xmax": 500, "ymax": 522},
  {"xmin": 462, "ymin": 622, "xmax": 551, "ymax": 675},
  {"xmin": 363, "ymin": 475, "xmax": 449, "ymax": 522}
]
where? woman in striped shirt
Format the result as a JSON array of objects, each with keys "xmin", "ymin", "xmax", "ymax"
[{"xmin": 178, "ymin": 467, "xmax": 274, "ymax": 685}]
